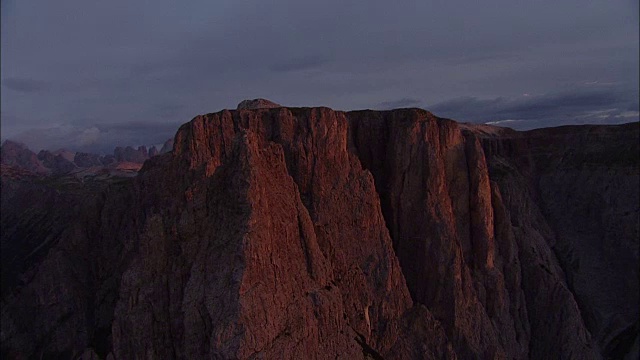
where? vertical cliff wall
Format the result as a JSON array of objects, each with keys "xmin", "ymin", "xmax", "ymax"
[{"xmin": 1, "ymin": 107, "xmax": 637, "ymax": 359}]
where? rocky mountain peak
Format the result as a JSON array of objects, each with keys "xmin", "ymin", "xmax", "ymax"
[
  {"xmin": 1, "ymin": 106, "xmax": 637, "ymax": 359},
  {"xmin": 236, "ymin": 98, "xmax": 282, "ymax": 110}
]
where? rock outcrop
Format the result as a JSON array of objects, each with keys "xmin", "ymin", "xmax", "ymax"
[
  {"xmin": 236, "ymin": 98, "xmax": 282, "ymax": 110},
  {"xmin": 52, "ymin": 148, "xmax": 76, "ymax": 162},
  {"xmin": 160, "ymin": 138, "xmax": 174, "ymax": 154},
  {"xmin": 1, "ymin": 107, "xmax": 637, "ymax": 359},
  {"xmin": 148, "ymin": 146, "xmax": 159, "ymax": 157},
  {"xmin": 1, "ymin": 140, "xmax": 170, "ymax": 179},
  {"xmin": 114, "ymin": 146, "xmax": 149, "ymax": 164},
  {"xmin": 37, "ymin": 150, "xmax": 77, "ymax": 174},
  {"xmin": 74, "ymin": 152, "xmax": 104, "ymax": 167},
  {"xmin": 482, "ymin": 124, "xmax": 640, "ymax": 359},
  {"xmin": 1, "ymin": 140, "xmax": 49, "ymax": 174}
]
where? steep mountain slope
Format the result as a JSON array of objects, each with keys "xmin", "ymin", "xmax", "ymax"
[
  {"xmin": 489, "ymin": 125, "xmax": 639, "ymax": 359},
  {"xmin": 1, "ymin": 106, "xmax": 637, "ymax": 359}
]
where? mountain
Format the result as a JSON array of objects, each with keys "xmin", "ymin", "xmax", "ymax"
[
  {"xmin": 0, "ymin": 138, "xmax": 175, "ymax": 179},
  {"xmin": 37, "ymin": 149, "xmax": 78, "ymax": 174},
  {"xmin": 160, "ymin": 138, "xmax": 174, "ymax": 154},
  {"xmin": 114, "ymin": 146, "xmax": 149, "ymax": 163},
  {"xmin": 1, "ymin": 105, "xmax": 637, "ymax": 359},
  {"xmin": 52, "ymin": 148, "xmax": 76, "ymax": 162},
  {"xmin": 236, "ymin": 98, "xmax": 282, "ymax": 110},
  {"xmin": 0, "ymin": 140, "xmax": 49, "ymax": 174}
]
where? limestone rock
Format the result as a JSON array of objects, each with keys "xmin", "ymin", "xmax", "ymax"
[
  {"xmin": 1, "ymin": 140, "xmax": 49, "ymax": 174},
  {"xmin": 1, "ymin": 107, "xmax": 637, "ymax": 359},
  {"xmin": 38, "ymin": 150, "xmax": 77, "ymax": 174},
  {"xmin": 236, "ymin": 98, "xmax": 282, "ymax": 110}
]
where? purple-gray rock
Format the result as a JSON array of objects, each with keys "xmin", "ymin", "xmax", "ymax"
[{"xmin": 1, "ymin": 107, "xmax": 637, "ymax": 359}]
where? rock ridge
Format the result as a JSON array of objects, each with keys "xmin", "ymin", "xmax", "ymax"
[{"xmin": 1, "ymin": 106, "xmax": 637, "ymax": 359}]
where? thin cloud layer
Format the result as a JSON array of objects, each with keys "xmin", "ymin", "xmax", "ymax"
[
  {"xmin": 377, "ymin": 98, "xmax": 422, "ymax": 110},
  {"xmin": 429, "ymin": 85, "xmax": 639, "ymax": 130},
  {"xmin": 9, "ymin": 121, "xmax": 181, "ymax": 154},
  {"xmin": 1, "ymin": 0, "xmax": 638, "ymax": 149}
]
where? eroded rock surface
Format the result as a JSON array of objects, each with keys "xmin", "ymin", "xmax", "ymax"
[
  {"xmin": 486, "ymin": 124, "xmax": 640, "ymax": 359},
  {"xmin": 236, "ymin": 98, "xmax": 282, "ymax": 110},
  {"xmin": 1, "ymin": 107, "xmax": 637, "ymax": 359},
  {"xmin": 1, "ymin": 140, "xmax": 49, "ymax": 174}
]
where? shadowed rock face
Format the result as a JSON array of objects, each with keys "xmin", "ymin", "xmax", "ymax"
[
  {"xmin": 38, "ymin": 150, "xmax": 77, "ymax": 174},
  {"xmin": 490, "ymin": 125, "xmax": 640, "ymax": 359},
  {"xmin": 1, "ymin": 106, "xmax": 637, "ymax": 359},
  {"xmin": 114, "ymin": 146, "xmax": 149, "ymax": 163},
  {"xmin": 148, "ymin": 146, "xmax": 159, "ymax": 157},
  {"xmin": 160, "ymin": 138, "xmax": 174, "ymax": 154},
  {"xmin": 74, "ymin": 152, "xmax": 104, "ymax": 167}
]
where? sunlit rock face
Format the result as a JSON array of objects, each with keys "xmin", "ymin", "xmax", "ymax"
[
  {"xmin": 236, "ymin": 98, "xmax": 282, "ymax": 110},
  {"xmin": 1, "ymin": 105, "xmax": 637, "ymax": 359}
]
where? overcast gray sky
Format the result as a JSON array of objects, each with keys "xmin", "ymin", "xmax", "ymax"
[{"xmin": 2, "ymin": 0, "xmax": 638, "ymax": 153}]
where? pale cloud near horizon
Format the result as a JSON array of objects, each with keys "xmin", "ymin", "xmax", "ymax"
[
  {"xmin": 428, "ymin": 84, "xmax": 639, "ymax": 129},
  {"xmin": 7, "ymin": 121, "xmax": 181, "ymax": 154},
  {"xmin": 1, "ymin": 0, "xmax": 638, "ymax": 151}
]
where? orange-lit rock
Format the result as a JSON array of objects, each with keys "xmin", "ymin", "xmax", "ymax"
[{"xmin": 1, "ymin": 105, "xmax": 637, "ymax": 359}]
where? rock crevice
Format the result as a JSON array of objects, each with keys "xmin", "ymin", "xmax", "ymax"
[{"xmin": 1, "ymin": 107, "xmax": 637, "ymax": 359}]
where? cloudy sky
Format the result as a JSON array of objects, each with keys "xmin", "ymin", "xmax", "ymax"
[{"xmin": 2, "ymin": 0, "xmax": 638, "ymax": 153}]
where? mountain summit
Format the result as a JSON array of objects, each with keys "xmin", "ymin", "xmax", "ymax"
[
  {"xmin": 1, "ymin": 106, "xmax": 638, "ymax": 359},
  {"xmin": 236, "ymin": 98, "xmax": 282, "ymax": 109}
]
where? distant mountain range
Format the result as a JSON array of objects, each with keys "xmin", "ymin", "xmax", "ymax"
[{"xmin": 0, "ymin": 138, "xmax": 174, "ymax": 178}]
